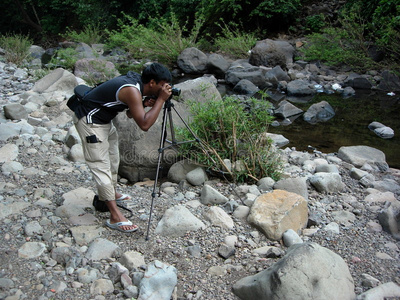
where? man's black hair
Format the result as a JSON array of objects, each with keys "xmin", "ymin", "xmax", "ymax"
[{"xmin": 142, "ymin": 63, "xmax": 172, "ymax": 84}]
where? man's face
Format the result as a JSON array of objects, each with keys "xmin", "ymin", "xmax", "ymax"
[{"xmin": 153, "ymin": 80, "xmax": 169, "ymax": 97}]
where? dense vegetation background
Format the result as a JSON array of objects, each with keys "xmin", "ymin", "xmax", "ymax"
[{"xmin": 1, "ymin": 0, "xmax": 399, "ymax": 71}]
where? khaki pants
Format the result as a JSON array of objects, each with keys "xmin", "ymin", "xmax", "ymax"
[{"xmin": 74, "ymin": 115, "xmax": 119, "ymax": 201}]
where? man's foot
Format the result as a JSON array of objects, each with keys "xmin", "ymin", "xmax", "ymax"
[
  {"xmin": 105, "ymin": 220, "xmax": 138, "ymax": 232},
  {"xmin": 115, "ymin": 193, "xmax": 131, "ymax": 202}
]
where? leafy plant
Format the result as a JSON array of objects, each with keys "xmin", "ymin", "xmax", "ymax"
[
  {"xmin": 48, "ymin": 47, "xmax": 79, "ymax": 70},
  {"xmin": 106, "ymin": 13, "xmax": 201, "ymax": 64},
  {"xmin": 214, "ymin": 22, "xmax": 258, "ymax": 58},
  {"xmin": 304, "ymin": 14, "xmax": 326, "ymax": 33},
  {"xmin": 176, "ymin": 95, "xmax": 283, "ymax": 183},
  {"xmin": 0, "ymin": 34, "xmax": 32, "ymax": 66},
  {"xmin": 62, "ymin": 24, "xmax": 104, "ymax": 45}
]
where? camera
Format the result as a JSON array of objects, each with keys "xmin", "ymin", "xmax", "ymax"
[{"xmin": 171, "ymin": 87, "xmax": 181, "ymax": 96}]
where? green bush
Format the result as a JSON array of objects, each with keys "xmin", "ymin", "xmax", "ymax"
[
  {"xmin": 0, "ymin": 34, "xmax": 32, "ymax": 66},
  {"xmin": 304, "ymin": 14, "xmax": 326, "ymax": 33},
  {"xmin": 48, "ymin": 47, "xmax": 79, "ymax": 70},
  {"xmin": 214, "ymin": 23, "xmax": 258, "ymax": 58},
  {"xmin": 176, "ymin": 96, "xmax": 283, "ymax": 183},
  {"xmin": 62, "ymin": 24, "xmax": 104, "ymax": 45},
  {"xmin": 106, "ymin": 13, "xmax": 201, "ymax": 65}
]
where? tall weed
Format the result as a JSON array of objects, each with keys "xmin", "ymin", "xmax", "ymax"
[
  {"xmin": 176, "ymin": 96, "xmax": 282, "ymax": 183},
  {"xmin": 214, "ymin": 23, "xmax": 257, "ymax": 58},
  {"xmin": 62, "ymin": 24, "xmax": 104, "ymax": 45},
  {"xmin": 0, "ymin": 34, "xmax": 32, "ymax": 66}
]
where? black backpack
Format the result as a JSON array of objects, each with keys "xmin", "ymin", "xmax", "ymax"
[
  {"xmin": 92, "ymin": 195, "xmax": 133, "ymax": 218},
  {"xmin": 67, "ymin": 85, "xmax": 93, "ymax": 112}
]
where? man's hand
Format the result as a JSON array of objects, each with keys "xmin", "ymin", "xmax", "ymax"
[{"xmin": 143, "ymin": 97, "xmax": 156, "ymax": 107}]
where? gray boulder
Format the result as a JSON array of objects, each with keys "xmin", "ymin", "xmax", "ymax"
[
  {"xmin": 274, "ymin": 100, "xmax": 303, "ymax": 118},
  {"xmin": 287, "ymin": 79, "xmax": 317, "ymax": 96},
  {"xmin": 337, "ymin": 145, "xmax": 389, "ymax": 171},
  {"xmin": 177, "ymin": 47, "xmax": 208, "ymax": 74},
  {"xmin": 233, "ymin": 79, "xmax": 260, "ymax": 95},
  {"xmin": 74, "ymin": 58, "xmax": 119, "ymax": 83},
  {"xmin": 377, "ymin": 70, "xmax": 400, "ymax": 92},
  {"xmin": 233, "ymin": 242, "xmax": 355, "ymax": 300},
  {"xmin": 303, "ymin": 100, "xmax": 335, "ymax": 124},
  {"xmin": 207, "ymin": 53, "xmax": 231, "ymax": 78},
  {"xmin": 3, "ymin": 103, "xmax": 28, "ymax": 120},
  {"xmin": 225, "ymin": 61, "xmax": 267, "ymax": 89},
  {"xmin": 249, "ymin": 39, "xmax": 295, "ymax": 69},
  {"xmin": 265, "ymin": 65, "xmax": 290, "ymax": 86}
]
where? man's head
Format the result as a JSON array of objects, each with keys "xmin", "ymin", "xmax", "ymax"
[{"xmin": 142, "ymin": 63, "xmax": 172, "ymax": 84}]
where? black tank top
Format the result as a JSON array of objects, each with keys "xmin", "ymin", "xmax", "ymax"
[{"xmin": 75, "ymin": 71, "xmax": 143, "ymax": 124}]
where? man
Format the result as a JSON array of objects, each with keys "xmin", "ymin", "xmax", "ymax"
[{"xmin": 73, "ymin": 63, "xmax": 172, "ymax": 232}]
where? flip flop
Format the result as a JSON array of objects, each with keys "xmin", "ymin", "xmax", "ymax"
[
  {"xmin": 105, "ymin": 220, "xmax": 138, "ymax": 233},
  {"xmin": 115, "ymin": 194, "xmax": 131, "ymax": 202}
]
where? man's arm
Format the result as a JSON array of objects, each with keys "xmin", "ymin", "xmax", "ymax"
[{"xmin": 119, "ymin": 85, "xmax": 170, "ymax": 131}]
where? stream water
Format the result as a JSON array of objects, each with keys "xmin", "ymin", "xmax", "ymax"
[{"xmin": 266, "ymin": 90, "xmax": 400, "ymax": 169}]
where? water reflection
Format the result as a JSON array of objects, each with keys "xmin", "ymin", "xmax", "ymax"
[{"xmin": 268, "ymin": 91, "xmax": 400, "ymax": 168}]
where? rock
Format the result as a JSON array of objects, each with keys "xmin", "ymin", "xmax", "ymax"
[
  {"xmin": 186, "ymin": 167, "xmax": 208, "ymax": 186},
  {"xmin": 303, "ymin": 100, "xmax": 335, "ymax": 124},
  {"xmin": 233, "ymin": 79, "xmax": 260, "ymax": 94},
  {"xmin": 287, "ymin": 79, "xmax": 317, "ymax": 96},
  {"xmin": 0, "ymin": 144, "xmax": 19, "ymax": 163},
  {"xmin": 3, "ymin": 103, "xmax": 28, "ymax": 120},
  {"xmin": 247, "ymin": 190, "xmax": 308, "ymax": 240},
  {"xmin": 90, "ymin": 279, "xmax": 114, "ymax": 296},
  {"xmin": 32, "ymin": 68, "xmax": 78, "ymax": 94},
  {"xmin": 377, "ymin": 200, "xmax": 400, "ymax": 240},
  {"xmin": 249, "ymin": 39, "xmax": 295, "ymax": 68},
  {"xmin": 309, "ymin": 172, "xmax": 345, "ymax": 193},
  {"xmin": 274, "ymin": 100, "xmax": 303, "ymax": 118},
  {"xmin": 85, "ymin": 238, "xmax": 121, "ymax": 260},
  {"xmin": 154, "ymin": 205, "xmax": 206, "ymax": 236},
  {"xmin": 177, "ymin": 47, "xmax": 208, "ymax": 74},
  {"xmin": 282, "ymin": 229, "xmax": 303, "ymax": 247},
  {"xmin": 207, "ymin": 53, "xmax": 231, "ymax": 78},
  {"xmin": 74, "ymin": 58, "xmax": 119, "ymax": 82},
  {"xmin": 337, "ymin": 145, "xmax": 389, "ymax": 171},
  {"xmin": 233, "ymin": 242, "xmax": 355, "ymax": 300},
  {"xmin": 273, "ymin": 176, "xmax": 308, "ymax": 200},
  {"xmin": 200, "ymin": 184, "xmax": 229, "ymax": 205},
  {"xmin": 18, "ymin": 242, "xmax": 47, "ymax": 259},
  {"xmin": 203, "ymin": 206, "xmax": 234, "ymax": 229},
  {"xmin": 356, "ymin": 282, "xmax": 400, "ymax": 300},
  {"xmin": 377, "ymin": 70, "xmax": 400, "ymax": 92},
  {"xmin": 139, "ymin": 260, "xmax": 177, "ymax": 300},
  {"xmin": 119, "ymin": 251, "xmax": 146, "ymax": 270}
]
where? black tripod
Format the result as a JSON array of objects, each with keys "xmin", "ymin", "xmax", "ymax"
[{"xmin": 145, "ymin": 96, "xmax": 203, "ymax": 240}]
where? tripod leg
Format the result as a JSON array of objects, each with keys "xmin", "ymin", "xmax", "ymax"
[{"xmin": 145, "ymin": 103, "xmax": 169, "ymax": 241}]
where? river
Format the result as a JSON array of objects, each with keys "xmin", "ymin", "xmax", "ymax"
[{"xmin": 267, "ymin": 90, "xmax": 400, "ymax": 169}]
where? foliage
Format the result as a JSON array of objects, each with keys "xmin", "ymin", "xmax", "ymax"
[
  {"xmin": 48, "ymin": 47, "xmax": 79, "ymax": 70},
  {"xmin": 304, "ymin": 14, "xmax": 326, "ymax": 33},
  {"xmin": 213, "ymin": 22, "xmax": 258, "ymax": 59},
  {"xmin": 106, "ymin": 13, "xmax": 201, "ymax": 64},
  {"xmin": 62, "ymin": 24, "xmax": 104, "ymax": 45},
  {"xmin": 300, "ymin": 5, "xmax": 382, "ymax": 71},
  {"xmin": 0, "ymin": 34, "xmax": 32, "ymax": 66},
  {"xmin": 176, "ymin": 96, "xmax": 283, "ymax": 183}
]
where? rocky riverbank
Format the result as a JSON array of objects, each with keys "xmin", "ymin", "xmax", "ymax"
[{"xmin": 0, "ymin": 55, "xmax": 400, "ymax": 300}]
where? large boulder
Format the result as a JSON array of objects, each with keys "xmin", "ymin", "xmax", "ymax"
[
  {"xmin": 247, "ymin": 190, "xmax": 308, "ymax": 240},
  {"xmin": 303, "ymin": 100, "xmax": 335, "ymax": 124},
  {"xmin": 32, "ymin": 68, "xmax": 78, "ymax": 94},
  {"xmin": 177, "ymin": 47, "xmax": 208, "ymax": 74},
  {"xmin": 225, "ymin": 60, "xmax": 267, "ymax": 89},
  {"xmin": 337, "ymin": 145, "xmax": 389, "ymax": 171},
  {"xmin": 74, "ymin": 58, "xmax": 119, "ymax": 83},
  {"xmin": 249, "ymin": 39, "xmax": 295, "ymax": 69},
  {"xmin": 378, "ymin": 70, "xmax": 400, "ymax": 92},
  {"xmin": 233, "ymin": 242, "xmax": 355, "ymax": 300}
]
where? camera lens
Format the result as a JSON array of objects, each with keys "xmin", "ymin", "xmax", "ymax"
[{"xmin": 171, "ymin": 87, "xmax": 181, "ymax": 96}]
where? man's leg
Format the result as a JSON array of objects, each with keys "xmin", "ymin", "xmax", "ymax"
[{"xmin": 74, "ymin": 117, "xmax": 136, "ymax": 231}]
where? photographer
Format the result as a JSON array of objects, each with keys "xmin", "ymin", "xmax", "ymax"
[{"xmin": 73, "ymin": 63, "xmax": 173, "ymax": 233}]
